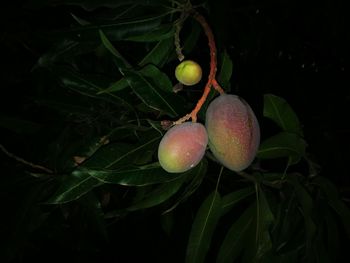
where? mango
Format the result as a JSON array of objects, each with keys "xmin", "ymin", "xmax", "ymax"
[
  {"xmin": 158, "ymin": 122, "xmax": 208, "ymax": 173},
  {"xmin": 175, "ymin": 60, "xmax": 202, "ymax": 86},
  {"xmin": 205, "ymin": 94, "xmax": 260, "ymax": 171}
]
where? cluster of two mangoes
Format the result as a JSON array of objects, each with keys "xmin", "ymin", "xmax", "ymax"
[{"xmin": 158, "ymin": 60, "xmax": 260, "ymax": 173}]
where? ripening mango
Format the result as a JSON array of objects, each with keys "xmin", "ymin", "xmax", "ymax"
[
  {"xmin": 158, "ymin": 122, "xmax": 208, "ymax": 173},
  {"xmin": 175, "ymin": 60, "xmax": 202, "ymax": 86},
  {"xmin": 205, "ymin": 94, "xmax": 260, "ymax": 172}
]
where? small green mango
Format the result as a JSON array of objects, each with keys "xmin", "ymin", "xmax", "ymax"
[{"xmin": 175, "ymin": 60, "xmax": 202, "ymax": 86}]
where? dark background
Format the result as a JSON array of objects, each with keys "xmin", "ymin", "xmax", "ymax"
[{"xmin": 1, "ymin": 0, "xmax": 349, "ymax": 262}]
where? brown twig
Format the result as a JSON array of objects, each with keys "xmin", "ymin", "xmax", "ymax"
[
  {"xmin": 0, "ymin": 143, "xmax": 53, "ymax": 174},
  {"xmin": 172, "ymin": 10, "xmax": 225, "ymax": 125}
]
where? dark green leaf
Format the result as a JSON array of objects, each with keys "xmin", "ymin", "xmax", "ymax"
[
  {"xmin": 163, "ymin": 159, "xmax": 208, "ymax": 213},
  {"xmin": 51, "ymin": 14, "xmax": 171, "ymax": 42},
  {"xmin": 125, "ymin": 70, "xmax": 182, "ymax": 117},
  {"xmin": 263, "ymin": 94, "xmax": 303, "ymax": 136},
  {"xmin": 35, "ymin": 0, "xmax": 172, "ymax": 11},
  {"xmin": 83, "ymin": 136, "xmax": 160, "ymax": 169},
  {"xmin": 218, "ymin": 50, "xmax": 233, "ymax": 90},
  {"xmin": 80, "ymin": 163, "xmax": 186, "ymax": 186},
  {"xmin": 182, "ymin": 20, "xmax": 201, "ymax": 55},
  {"xmin": 139, "ymin": 37, "xmax": 174, "ymax": 67},
  {"xmin": 257, "ymin": 132, "xmax": 306, "ymax": 164},
  {"xmin": 287, "ymin": 175, "xmax": 317, "ymax": 256},
  {"xmin": 186, "ymin": 191, "xmax": 222, "ymax": 263},
  {"xmin": 256, "ymin": 185, "xmax": 274, "ymax": 259},
  {"xmin": 99, "ymin": 29, "xmax": 131, "ymax": 70},
  {"xmin": 53, "ymin": 66, "xmax": 136, "ymax": 113},
  {"xmin": 216, "ymin": 203, "xmax": 256, "ymax": 263},
  {"xmin": 71, "ymin": 13, "xmax": 90, "ymax": 26},
  {"xmin": 127, "ymin": 173, "xmax": 188, "ymax": 211},
  {"xmin": 47, "ymin": 171, "xmax": 103, "ymax": 204},
  {"xmin": 97, "ymin": 77, "xmax": 130, "ymax": 94},
  {"xmin": 125, "ymin": 23, "xmax": 174, "ymax": 42},
  {"xmin": 78, "ymin": 192, "xmax": 108, "ymax": 241},
  {"xmin": 314, "ymin": 176, "xmax": 350, "ymax": 237},
  {"xmin": 139, "ymin": 64, "xmax": 173, "ymax": 93},
  {"xmin": 221, "ymin": 186, "xmax": 255, "ymax": 216},
  {"xmin": 37, "ymin": 40, "xmax": 97, "ymax": 67},
  {"xmin": 161, "ymin": 211, "xmax": 175, "ymax": 236}
]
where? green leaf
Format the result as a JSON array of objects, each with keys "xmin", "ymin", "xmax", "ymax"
[
  {"xmin": 163, "ymin": 159, "xmax": 208, "ymax": 213},
  {"xmin": 216, "ymin": 203, "xmax": 256, "ymax": 263},
  {"xmin": 286, "ymin": 175, "xmax": 317, "ymax": 257},
  {"xmin": 51, "ymin": 14, "xmax": 171, "ymax": 42},
  {"xmin": 139, "ymin": 64, "xmax": 173, "ymax": 93},
  {"xmin": 218, "ymin": 50, "xmax": 233, "ymax": 90},
  {"xmin": 125, "ymin": 70, "xmax": 182, "ymax": 117},
  {"xmin": 80, "ymin": 163, "xmax": 186, "ymax": 186},
  {"xmin": 52, "ymin": 66, "xmax": 136, "ymax": 113},
  {"xmin": 99, "ymin": 29, "xmax": 131, "ymax": 70},
  {"xmin": 182, "ymin": 20, "xmax": 201, "ymax": 55},
  {"xmin": 161, "ymin": 211, "xmax": 175, "ymax": 236},
  {"xmin": 127, "ymin": 179, "xmax": 184, "ymax": 211},
  {"xmin": 221, "ymin": 186, "xmax": 255, "ymax": 216},
  {"xmin": 313, "ymin": 176, "xmax": 350, "ymax": 237},
  {"xmin": 83, "ymin": 136, "xmax": 160, "ymax": 169},
  {"xmin": 78, "ymin": 192, "xmax": 108, "ymax": 241},
  {"xmin": 256, "ymin": 185, "xmax": 275, "ymax": 259},
  {"xmin": 139, "ymin": 37, "xmax": 174, "ymax": 67},
  {"xmin": 263, "ymin": 94, "xmax": 303, "ymax": 136},
  {"xmin": 125, "ymin": 23, "xmax": 174, "ymax": 42},
  {"xmin": 28, "ymin": 0, "xmax": 172, "ymax": 10},
  {"xmin": 186, "ymin": 191, "xmax": 222, "ymax": 263},
  {"xmin": 257, "ymin": 132, "xmax": 306, "ymax": 164},
  {"xmin": 37, "ymin": 39, "xmax": 97, "ymax": 68},
  {"xmin": 97, "ymin": 77, "xmax": 130, "ymax": 94},
  {"xmin": 47, "ymin": 171, "xmax": 103, "ymax": 204}
]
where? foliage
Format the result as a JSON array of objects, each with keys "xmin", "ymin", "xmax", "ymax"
[{"xmin": 0, "ymin": 0, "xmax": 349, "ymax": 262}]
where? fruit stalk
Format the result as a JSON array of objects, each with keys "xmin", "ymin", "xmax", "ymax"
[{"xmin": 173, "ymin": 11, "xmax": 225, "ymax": 125}]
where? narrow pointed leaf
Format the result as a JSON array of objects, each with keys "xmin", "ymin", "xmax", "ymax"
[
  {"xmin": 221, "ymin": 186, "xmax": 255, "ymax": 216},
  {"xmin": 162, "ymin": 159, "xmax": 208, "ymax": 213},
  {"xmin": 257, "ymin": 132, "xmax": 306, "ymax": 164},
  {"xmin": 125, "ymin": 23, "xmax": 174, "ymax": 42},
  {"xmin": 186, "ymin": 191, "xmax": 222, "ymax": 263},
  {"xmin": 256, "ymin": 185, "xmax": 274, "ymax": 259},
  {"xmin": 99, "ymin": 29, "xmax": 131, "ymax": 70},
  {"xmin": 314, "ymin": 176, "xmax": 350, "ymax": 237},
  {"xmin": 218, "ymin": 50, "xmax": 233, "ymax": 90},
  {"xmin": 139, "ymin": 37, "xmax": 174, "ymax": 67},
  {"xmin": 47, "ymin": 171, "xmax": 103, "ymax": 204},
  {"xmin": 80, "ymin": 163, "xmax": 186, "ymax": 186},
  {"xmin": 83, "ymin": 136, "xmax": 161, "ymax": 169},
  {"xmin": 127, "ymin": 174, "xmax": 187, "ymax": 211},
  {"xmin": 139, "ymin": 64, "xmax": 173, "ymax": 92},
  {"xmin": 50, "ymin": 14, "xmax": 171, "ymax": 42},
  {"xmin": 97, "ymin": 77, "xmax": 130, "ymax": 94},
  {"xmin": 264, "ymin": 94, "xmax": 303, "ymax": 136},
  {"xmin": 125, "ymin": 70, "xmax": 181, "ymax": 117},
  {"xmin": 287, "ymin": 175, "xmax": 317, "ymax": 255},
  {"xmin": 217, "ymin": 203, "xmax": 256, "ymax": 263}
]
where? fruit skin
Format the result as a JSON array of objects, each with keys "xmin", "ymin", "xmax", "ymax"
[
  {"xmin": 158, "ymin": 122, "xmax": 208, "ymax": 173},
  {"xmin": 205, "ymin": 94, "xmax": 260, "ymax": 172},
  {"xmin": 175, "ymin": 60, "xmax": 202, "ymax": 86}
]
